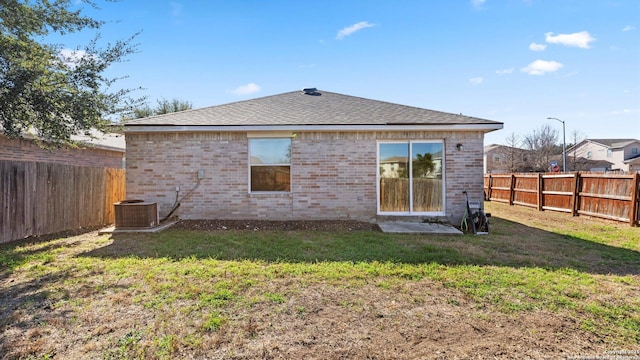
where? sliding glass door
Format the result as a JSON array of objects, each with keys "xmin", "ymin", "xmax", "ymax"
[{"xmin": 378, "ymin": 141, "xmax": 444, "ymax": 214}]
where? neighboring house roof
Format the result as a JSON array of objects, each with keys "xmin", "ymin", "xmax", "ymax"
[
  {"xmin": 71, "ymin": 130, "xmax": 126, "ymax": 152},
  {"xmin": 587, "ymin": 139, "xmax": 639, "ymax": 149},
  {"xmin": 380, "ymin": 156, "xmax": 408, "ymax": 164},
  {"xmin": 567, "ymin": 138, "xmax": 640, "ymax": 152},
  {"xmin": 623, "ymin": 153, "xmax": 640, "ymax": 164},
  {"xmin": 483, "ymin": 144, "xmax": 502, "ymax": 152},
  {"xmin": 575, "ymin": 158, "xmax": 614, "ymax": 168},
  {"xmin": 561, "ymin": 155, "xmax": 614, "ymax": 170},
  {"xmin": 484, "ymin": 144, "xmax": 528, "ymax": 153},
  {"xmin": 10, "ymin": 129, "xmax": 125, "ymax": 152},
  {"xmin": 124, "ymin": 89, "xmax": 503, "ymax": 132},
  {"xmin": 249, "ymin": 156, "xmax": 263, "ymax": 164}
]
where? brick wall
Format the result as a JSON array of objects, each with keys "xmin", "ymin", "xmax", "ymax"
[
  {"xmin": 0, "ymin": 135, "xmax": 124, "ymax": 169},
  {"xmin": 125, "ymin": 130, "xmax": 485, "ymax": 224}
]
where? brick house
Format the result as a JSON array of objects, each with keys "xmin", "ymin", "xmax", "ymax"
[
  {"xmin": 123, "ymin": 89, "xmax": 503, "ymax": 224},
  {"xmin": 0, "ymin": 130, "xmax": 125, "ymax": 168},
  {"xmin": 483, "ymin": 144, "xmax": 533, "ymax": 174}
]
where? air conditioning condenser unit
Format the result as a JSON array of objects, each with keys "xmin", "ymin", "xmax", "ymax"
[{"xmin": 114, "ymin": 200, "xmax": 159, "ymax": 229}]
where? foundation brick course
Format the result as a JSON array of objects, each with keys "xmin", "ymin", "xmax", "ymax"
[{"xmin": 125, "ymin": 131, "xmax": 485, "ymax": 224}]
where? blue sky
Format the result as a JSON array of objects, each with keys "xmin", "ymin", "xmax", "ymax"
[{"xmin": 61, "ymin": 0, "xmax": 639, "ymax": 146}]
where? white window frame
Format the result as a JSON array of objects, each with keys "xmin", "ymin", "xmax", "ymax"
[
  {"xmin": 248, "ymin": 137, "xmax": 292, "ymax": 194},
  {"xmin": 376, "ymin": 140, "xmax": 446, "ymax": 216}
]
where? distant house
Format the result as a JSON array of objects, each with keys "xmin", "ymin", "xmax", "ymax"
[
  {"xmin": 123, "ymin": 89, "xmax": 503, "ymax": 224},
  {"xmin": 380, "ymin": 156, "xmax": 408, "ymax": 178},
  {"xmin": 484, "ymin": 144, "xmax": 532, "ymax": 174},
  {"xmin": 380, "ymin": 153, "xmax": 443, "ymax": 179},
  {"xmin": 0, "ymin": 130, "xmax": 125, "ymax": 168},
  {"xmin": 558, "ymin": 155, "xmax": 614, "ymax": 172},
  {"xmin": 567, "ymin": 139, "xmax": 640, "ymax": 172}
]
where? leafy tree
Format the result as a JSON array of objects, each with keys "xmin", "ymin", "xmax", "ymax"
[
  {"xmin": 0, "ymin": 0, "xmax": 142, "ymax": 144},
  {"xmin": 412, "ymin": 153, "xmax": 435, "ymax": 178},
  {"xmin": 155, "ymin": 98, "xmax": 192, "ymax": 115},
  {"xmin": 126, "ymin": 98, "xmax": 192, "ymax": 119},
  {"xmin": 131, "ymin": 105, "xmax": 154, "ymax": 119}
]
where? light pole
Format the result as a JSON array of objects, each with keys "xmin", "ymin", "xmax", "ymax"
[{"xmin": 547, "ymin": 117, "xmax": 566, "ymax": 172}]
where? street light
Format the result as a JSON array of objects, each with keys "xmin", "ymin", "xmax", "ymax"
[{"xmin": 547, "ymin": 117, "xmax": 566, "ymax": 172}]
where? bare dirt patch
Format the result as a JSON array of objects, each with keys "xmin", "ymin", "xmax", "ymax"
[{"xmin": 172, "ymin": 219, "xmax": 381, "ymax": 232}]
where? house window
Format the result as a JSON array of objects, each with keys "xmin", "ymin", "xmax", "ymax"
[
  {"xmin": 632, "ymin": 148, "xmax": 638, "ymax": 155},
  {"xmin": 249, "ymin": 138, "xmax": 291, "ymax": 192},
  {"xmin": 378, "ymin": 141, "xmax": 444, "ymax": 214},
  {"xmin": 607, "ymin": 149, "xmax": 612, "ymax": 158},
  {"xmin": 587, "ymin": 151, "xmax": 592, "ymax": 159}
]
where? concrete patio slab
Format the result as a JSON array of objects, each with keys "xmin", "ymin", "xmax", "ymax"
[
  {"xmin": 378, "ymin": 221, "xmax": 463, "ymax": 235},
  {"xmin": 98, "ymin": 220, "xmax": 178, "ymax": 235}
]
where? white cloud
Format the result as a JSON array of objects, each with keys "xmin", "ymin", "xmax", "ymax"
[
  {"xmin": 495, "ymin": 68, "xmax": 514, "ymax": 75},
  {"xmin": 520, "ymin": 60, "xmax": 563, "ymax": 75},
  {"xmin": 336, "ymin": 21, "xmax": 375, "ymax": 40},
  {"xmin": 622, "ymin": 25, "xmax": 636, "ymax": 32},
  {"xmin": 231, "ymin": 83, "xmax": 261, "ymax": 95},
  {"xmin": 59, "ymin": 49, "xmax": 89, "ymax": 61},
  {"xmin": 469, "ymin": 77, "xmax": 484, "ymax": 85},
  {"xmin": 545, "ymin": 31, "xmax": 595, "ymax": 49},
  {"xmin": 612, "ymin": 108, "xmax": 639, "ymax": 115},
  {"xmin": 471, "ymin": 0, "xmax": 486, "ymax": 8},
  {"xmin": 529, "ymin": 42, "xmax": 547, "ymax": 51},
  {"xmin": 58, "ymin": 49, "xmax": 95, "ymax": 67}
]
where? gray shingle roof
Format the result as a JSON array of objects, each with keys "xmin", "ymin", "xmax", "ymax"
[
  {"xmin": 588, "ymin": 139, "xmax": 639, "ymax": 148},
  {"xmin": 124, "ymin": 90, "xmax": 502, "ymax": 127}
]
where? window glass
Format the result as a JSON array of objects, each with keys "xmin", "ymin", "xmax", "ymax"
[
  {"xmin": 379, "ymin": 143, "xmax": 409, "ymax": 211},
  {"xmin": 250, "ymin": 166, "xmax": 290, "ymax": 192},
  {"xmin": 249, "ymin": 138, "xmax": 291, "ymax": 192},
  {"xmin": 411, "ymin": 142, "xmax": 443, "ymax": 212},
  {"xmin": 250, "ymin": 138, "xmax": 291, "ymax": 164},
  {"xmin": 632, "ymin": 148, "xmax": 638, "ymax": 155},
  {"xmin": 378, "ymin": 141, "xmax": 443, "ymax": 214}
]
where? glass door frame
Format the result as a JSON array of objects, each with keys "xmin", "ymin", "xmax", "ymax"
[{"xmin": 376, "ymin": 140, "xmax": 446, "ymax": 216}]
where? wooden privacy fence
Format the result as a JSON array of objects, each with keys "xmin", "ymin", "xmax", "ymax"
[
  {"xmin": 484, "ymin": 172, "xmax": 640, "ymax": 226},
  {"xmin": 380, "ymin": 178, "xmax": 443, "ymax": 212},
  {"xmin": 1, "ymin": 161, "xmax": 126, "ymax": 243}
]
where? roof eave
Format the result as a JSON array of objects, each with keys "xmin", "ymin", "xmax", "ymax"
[{"xmin": 124, "ymin": 123, "xmax": 504, "ymax": 134}]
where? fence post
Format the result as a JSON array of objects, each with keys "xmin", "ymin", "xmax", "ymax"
[
  {"xmin": 537, "ymin": 173, "xmax": 543, "ymax": 211},
  {"xmin": 630, "ymin": 173, "xmax": 639, "ymax": 227},
  {"xmin": 487, "ymin": 174, "xmax": 493, "ymax": 201},
  {"xmin": 509, "ymin": 174, "xmax": 515, "ymax": 206},
  {"xmin": 571, "ymin": 172, "xmax": 579, "ymax": 217}
]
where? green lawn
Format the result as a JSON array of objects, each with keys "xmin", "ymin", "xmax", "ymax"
[{"xmin": 1, "ymin": 202, "xmax": 638, "ymax": 359}]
